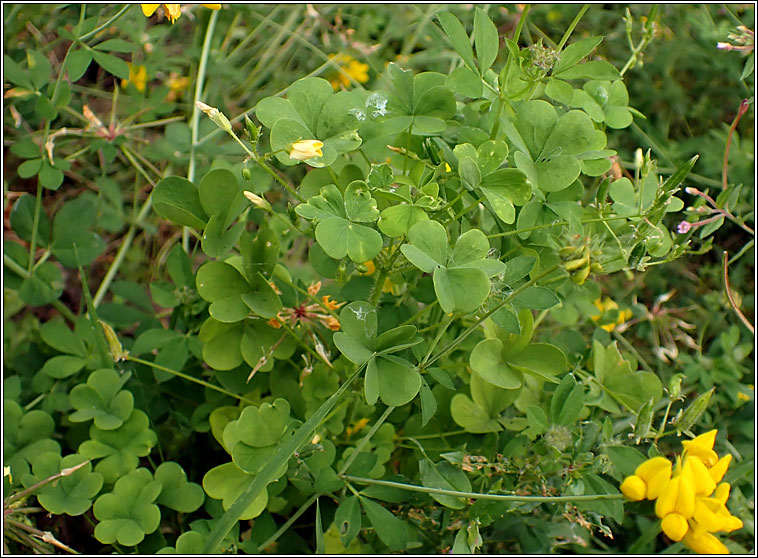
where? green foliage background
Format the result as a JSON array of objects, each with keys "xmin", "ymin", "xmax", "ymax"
[{"xmin": 3, "ymin": 4, "xmax": 754, "ymax": 555}]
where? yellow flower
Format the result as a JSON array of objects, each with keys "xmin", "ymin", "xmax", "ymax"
[
  {"xmin": 591, "ymin": 297, "xmax": 632, "ymax": 332},
  {"xmin": 121, "ymin": 63, "xmax": 147, "ymax": 92},
  {"xmin": 359, "ymin": 260, "xmax": 376, "ymax": 276},
  {"xmin": 620, "ymin": 456, "xmax": 672, "ymax": 501},
  {"xmin": 682, "ymin": 530, "xmax": 730, "ymax": 555},
  {"xmin": 141, "ymin": 4, "xmax": 220, "ymax": 24},
  {"xmin": 289, "ymin": 139, "xmax": 324, "ymax": 161},
  {"xmin": 345, "ymin": 418, "xmax": 370, "ymax": 438},
  {"xmin": 620, "ymin": 430, "xmax": 742, "ymax": 553},
  {"xmin": 321, "ymin": 295, "xmax": 345, "ymax": 312},
  {"xmin": 682, "ymin": 429, "xmax": 719, "ymax": 468},
  {"xmin": 165, "ymin": 72, "xmax": 191, "ymax": 101},
  {"xmin": 327, "ymin": 53, "xmax": 370, "ymax": 90}
]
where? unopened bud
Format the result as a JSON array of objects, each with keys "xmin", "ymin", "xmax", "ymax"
[
  {"xmin": 243, "ymin": 190, "xmax": 270, "ymax": 210},
  {"xmin": 99, "ymin": 320, "xmax": 129, "ymax": 362},
  {"xmin": 196, "ymin": 101, "xmax": 232, "ymax": 134}
]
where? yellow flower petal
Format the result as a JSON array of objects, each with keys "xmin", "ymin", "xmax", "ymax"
[
  {"xmin": 202, "ymin": 3, "xmax": 221, "ymax": 9},
  {"xmin": 289, "ymin": 139, "xmax": 324, "ymax": 161},
  {"xmin": 164, "ymin": 4, "xmax": 182, "ymax": 23},
  {"xmin": 713, "ymin": 482, "xmax": 731, "ymax": 505},
  {"xmin": 681, "ymin": 530, "xmax": 730, "ymax": 554},
  {"xmin": 141, "ymin": 4, "xmax": 160, "ymax": 16},
  {"xmin": 620, "ymin": 475, "xmax": 647, "ymax": 501},
  {"xmin": 688, "ymin": 456, "xmax": 717, "ymax": 496},
  {"xmin": 655, "ymin": 475, "xmax": 696, "ymax": 520},
  {"xmin": 709, "ymin": 454, "xmax": 732, "ymax": 484},
  {"xmin": 694, "ymin": 498, "xmax": 728, "ymax": 534},
  {"xmin": 661, "ymin": 513, "xmax": 689, "ymax": 542},
  {"xmin": 634, "ymin": 456, "xmax": 672, "ymax": 500}
]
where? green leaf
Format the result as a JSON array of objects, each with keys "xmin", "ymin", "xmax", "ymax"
[
  {"xmin": 93, "ymin": 468, "xmax": 162, "ymax": 546},
  {"xmin": 335, "ymin": 496, "xmax": 361, "ymax": 548},
  {"xmin": 65, "ymin": 49, "xmax": 93, "ymax": 81},
  {"xmin": 420, "ymin": 459, "xmax": 471, "ymax": 509},
  {"xmin": 21, "ymin": 453, "xmax": 102, "ymax": 516},
  {"xmin": 78, "ymin": 410, "xmax": 158, "ymax": 485},
  {"xmin": 10, "ymin": 194, "xmax": 50, "ymax": 246},
  {"xmin": 524, "ymin": 405, "xmax": 549, "ymax": 439},
  {"xmin": 437, "ymin": 11, "xmax": 477, "ymax": 72},
  {"xmin": 553, "ymin": 36, "xmax": 603, "ymax": 74},
  {"xmin": 450, "ymin": 394, "xmax": 501, "ymax": 433},
  {"xmin": 202, "ymin": 462, "xmax": 269, "ymax": 520},
  {"xmin": 92, "ymin": 39, "xmax": 135, "ymax": 53},
  {"xmin": 3, "ymin": 401, "xmax": 61, "ymax": 483},
  {"xmin": 27, "ymin": 50, "xmax": 52, "ymax": 90},
  {"xmin": 233, "ymin": 399, "xmax": 291, "ymax": 448},
  {"xmin": 446, "ymin": 66, "xmax": 483, "ymax": 98},
  {"xmin": 419, "ymin": 379, "xmax": 437, "ymax": 426},
  {"xmin": 470, "ymin": 371, "xmax": 519, "ymax": 416},
  {"xmin": 545, "ymin": 78, "xmax": 575, "ymax": 105},
  {"xmin": 470, "ymin": 338, "xmax": 523, "ymax": 389},
  {"xmin": 40, "ymin": 355, "xmax": 88, "ymax": 379},
  {"xmin": 550, "ymin": 374, "xmax": 585, "ymax": 425},
  {"xmin": 512, "ymin": 286, "xmax": 560, "ymax": 310},
  {"xmin": 154, "ymin": 462, "xmax": 205, "ymax": 513},
  {"xmin": 92, "ymin": 50, "xmax": 129, "ymax": 80},
  {"xmin": 433, "ymin": 266, "xmax": 490, "ymax": 314},
  {"xmin": 378, "ymin": 204, "xmax": 428, "ymax": 238},
  {"xmin": 501, "ymin": 256, "xmax": 536, "ymax": 284},
  {"xmin": 507, "ymin": 343, "xmax": 567, "ymax": 383},
  {"xmin": 334, "ymin": 332, "xmax": 375, "ymax": 365},
  {"xmin": 359, "ymin": 496, "xmax": 408, "ymax": 551},
  {"xmin": 555, "ymin": 60, "xmax": 620, "ymax": 80},
  {"xmin": 373, "ymin": 355, "xmax": 421, "ymax": 406},
  {"xmin": 473, "ymin": 8, "xmax": 499, "ymax": 72},
  {"xmin": 402, "ymin": 219, "xmax": 448, "ymax": 271},
  {"xmin": 153, "ymin": 176, "xmax": 209, "ymax": 229},
  {"xmin": 69, "ymin": 368, "xmax": 134, "ymax": 430},
  {"xmin": 315, "ymin": 218, "xmax": 383, "ymax": 263},
  {"xmin": 240, "ymin": 273, "xmax": 282, "ymax": 319}
]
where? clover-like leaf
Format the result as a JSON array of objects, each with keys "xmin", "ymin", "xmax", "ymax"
[
  {"xmin": 20, "ymin": 452, "xmax": 102, "ymax": 516},
  {"xmin": 470, "ymin": 336, "xmax": 568, "ymax": 389},
  {"xmin": 572, "ymin": 80, "xmax": 635, "ymax": 129},
  {"xmin": 383, "ymin": 64, "xmax": 456, "ymax": 134},
  {"xmin": 69, "ymin": 368, "xmax": 134, "ymax": 430},
  {"xmin": 202, "ymin": 462, "xmax": 269, "ymax": 520},
  {"xmin": 365, "ymin": 355, "xmax": 421, "ymax": 407},
  {"xmin": 296, "ymin": 183, "xmax": 383, "ymax": 263},
  {"xmin": 402, "ymin": 221, "xmax": 502, "ymax": 313},
  {"xmin": 256, "ymin": 77, "xmax": 363, "ymax": 167},
  {"xmin": 93, "ymin": 468, "xmax": 162, "ymax": 546},
  {"xmin": 78, "ymin": 410, "xmax": 158, "ymax": 484},
  {"xmin": 154, "ymin": 461, "xmax": 204, "ymax": 513},
  {"xmin": 3, "ymin": 400, "xmax": 60, "ymax": 482},
  {"xmin": 506, "ymin": 100, "xmax": 604, "ymax": 193},
  {"xmin": 590, "ymin": 340, "xmax": 662, "ymax": 413}
]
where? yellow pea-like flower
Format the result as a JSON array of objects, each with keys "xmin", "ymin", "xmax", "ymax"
[
  {"xmin": 289, "ymin": 139, "xmax": 324, "ymax": 161},
  {"xmin": 687, "ymin": 456, "xmax": 717, "ymax": 496},
  {"xmin": 681, "ymin": 530, "xmax": 730, "ymax": 555},
  {"xmin": 709, "ymin": 454, "xmax": 732, "ymax": 484},
  {"xmin": 682, "ymin": 430, "xmax": 719, "ymax": 467}
]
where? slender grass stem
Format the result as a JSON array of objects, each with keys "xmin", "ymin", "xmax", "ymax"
[{"xmin": 340, "ymin": 475, "xmax": 623, "ymax": 503}]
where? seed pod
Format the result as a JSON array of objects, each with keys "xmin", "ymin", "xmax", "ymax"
[
  {"xmin": 242, "ymin": 167, "xmax": 252, "ymax": 181},
  {"xmin": 633, "ymin": 397, "xmax": 655, "ymax": 442},
  {"xmin": 564, "ymin": 253, "xmax": 590, "ymax": 271},
  {"xmin": 244, "ymin": 115, "xmax": 260, "ymax": 143},
  {"xmin": 672, "ymin": 387, "xmax": 715, "ymax": 434}
]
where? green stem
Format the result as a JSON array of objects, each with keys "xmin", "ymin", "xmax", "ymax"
[
  {"xmin": 340, "ymin": 475, "xmax": 623, "ymax": 503},
  {"xmin": 185, "ymin": 9, "xmax": 219, "ymax": 252},
  {"xmin": 126, "ymin": 355, "xmax": 258, "ymax": 406},
  {"xmin": 79, "ymin": 5, "xmax": 131, "ymax": 43},
  {"xmin": 92, "ymin": 147, "xmax": 155, "ymax": 307},
  {"xmin": 421, "ymin": 314, "xmax": 454, "ymax": 366},
  {"xmin": 27, "ymin": 183, "xmax": 43, "ymax": 274},
  {"xmin": 398, "ymin": 429, "xmax": 466, "ymax": 440},
  {"xmin": 486, "ymin": 212, "xmax": 646, "ymax": 238},
  {"xmin": 424, "ymin": 265, "xmax": 560, "ymax": 368},
  {"xmin": 338, "ymin": 406, "xmax": 395, "ymax": 475},
  {"xmin": 258, "ymin": 493, "xmax": 319, "ymax": 551},
  {"xmin": 5, "ymin": 462, "xmax": 90, "ymax": 508},
  {"xmin": 556, "ymin": 5, "xmax": 590, "ymax": 51}
]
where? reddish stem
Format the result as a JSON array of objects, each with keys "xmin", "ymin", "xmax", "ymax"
[{"xmin": 722, "ymin": 98, "xmax": 751, "ymax": 190}]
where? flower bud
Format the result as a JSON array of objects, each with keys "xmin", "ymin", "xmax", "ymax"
[
  {"xmin": 243, "ymin": 190, "xmax": 270, "ymax": 210},
  {"xmin": 289, "ymin": 139, "xmax": 324, "ymax": 161},
  {"xmin": 196, "ymin": 101, "xmax": 232, "ymax": 134}
]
